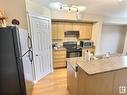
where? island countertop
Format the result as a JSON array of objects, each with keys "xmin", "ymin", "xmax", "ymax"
[{"xmin": 67, "ymin": 55, "xmax": 127, "ymax": 75}]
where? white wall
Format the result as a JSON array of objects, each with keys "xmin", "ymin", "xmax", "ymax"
[
  {"xmin": 123, "ymin": 32, "xmax": 127, "ymax": 54},
  {"xmin": 91, "ymin": 22, "xmax": 103, "ymax": 55},
  {"xmin": 100, "ymin": 24, "xmax": 126, "ymax": 54},
  {"xmin": 103, "ymin": 17, "xmax": 127, "ymax": 25},
  {"xmin": 25, "ymin": 0, "xmax": 51, "ymax": 17},
  {"xmin": 0, "ymin": 0, "xmax": 28, "ymax": 29},
  {"xmin": 51, "ymin": 10, "xmax": 103, "ymax": 22}
]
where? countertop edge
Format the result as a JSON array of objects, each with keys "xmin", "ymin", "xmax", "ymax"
[{"xmin": 77, "ymin": 63, "xmax": 127, "ymax": 76}]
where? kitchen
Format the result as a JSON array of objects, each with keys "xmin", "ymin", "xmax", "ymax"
[
  {"xmin": 52, "ymin": 20, "xmax": 95, "ymax": 69},
  {"xmin": 0, "ymin": 0, "xmax": 127, "ymax": 95}
]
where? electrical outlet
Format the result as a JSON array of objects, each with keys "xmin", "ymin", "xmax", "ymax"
[{"xmin": 119, "ymin": 86, "xmax": 127, "ymax": 94}]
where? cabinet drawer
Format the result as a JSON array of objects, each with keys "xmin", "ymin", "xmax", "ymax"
[
  {"xmin": 53, "ymin": 51, "xmax": 66, "ymax": 56},
  {"xmin": 53, "ymin": 50, "xmax": 67, "ymax": 68},
  {"xmin": 53, "ymin": 55, "xmax": 66, "ymax": 59},
  {"xmin": 53, "ymin": 58, "xmax": 66, "ymax": 62},
  {"xmin": 53, "ymin": 61, "xmax": 66, "ymax": 68}
]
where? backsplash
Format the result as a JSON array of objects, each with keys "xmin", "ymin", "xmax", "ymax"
[
  {"xmin": 52, "ymin": 36, "xmax": 82, "ymax": 47},
  {"xmin": 64, "ymin": 36, "xmax": 78, "ymax": 42}
]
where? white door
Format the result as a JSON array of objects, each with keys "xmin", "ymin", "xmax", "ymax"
[{"xmin": 29, "ymin": 15, "xmax": 52, "ymax": 81}]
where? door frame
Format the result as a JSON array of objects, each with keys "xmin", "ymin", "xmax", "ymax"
[{"xmin": 27, "ymin": 12, "xmax": 53, "ymax": 83}]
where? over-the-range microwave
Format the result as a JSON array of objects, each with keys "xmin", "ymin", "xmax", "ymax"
[{"xmin": 80, "ymin": 40, "xmax": 94, "ymax": 48}]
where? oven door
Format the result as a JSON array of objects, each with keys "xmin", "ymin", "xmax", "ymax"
[{"xmin": 67, "ymin": 51, "xmax": 82, "ymax": 58}]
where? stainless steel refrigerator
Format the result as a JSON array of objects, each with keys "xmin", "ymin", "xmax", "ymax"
[{"xmin": 0, "ymin": 26, "xmax": 34, "ymax": 95}]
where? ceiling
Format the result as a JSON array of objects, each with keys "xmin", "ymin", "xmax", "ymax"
[{"xmin": 34, "ymin": 0, "xmax": 127, "ymax": 19}]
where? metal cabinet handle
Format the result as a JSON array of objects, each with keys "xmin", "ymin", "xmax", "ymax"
[
  {"xmin": 27, "ymin": 35, "xmax": 32, "ymax": 49},
  {"xmin": 28, "ymin": 50, "xmax": 33, "ymax": 62}
]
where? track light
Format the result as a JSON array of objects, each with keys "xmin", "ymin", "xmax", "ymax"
[
  {"xmin": 119, "ymin": 0, "xmax": 123, "ymax": 2},
  {"xmin": 76, "ymin": 8, "xmax": 79, "ymax": 14},
  {"xmin": 69, "ymin": 7, "xmax": 71, "ymax": 12},
  {"xmin": 60, "ymin": 6, "xmax": 62, "ymax": 10}
]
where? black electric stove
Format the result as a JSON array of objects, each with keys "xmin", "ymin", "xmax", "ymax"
[{"xmin": 63, "ymin": 42, "xmax": 82, "ymax": 58}]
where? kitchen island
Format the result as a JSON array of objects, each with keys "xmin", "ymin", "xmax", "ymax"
[{"xmin": 67, "ymin": 56, "xmax": 127, "ymax": 95}]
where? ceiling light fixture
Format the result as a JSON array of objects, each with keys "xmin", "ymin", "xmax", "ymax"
[
  {"xmin": 119, "ymin": 0, "xmax": 123, "ymax": 2},
  {"xmin": 60, "ymin": 6, "xmax": 62, "ymax": 10},
  {"xmin": 69, "ymin": 7, "xmax": 71, "ymax": 12},
  {"xmin": 50, "ymin": 2, "xmax": 86, "ymax": 20},
  {"xmin": 57, "ymin": 3, "xmax": 85, "ymax": 15},
  {"xmin": 76, "ymin": 8, "xmax": 79, "ymax": 14},
  {"xmin": 50, "ymin": 2, "xmax": 86, "ymax": 12}
]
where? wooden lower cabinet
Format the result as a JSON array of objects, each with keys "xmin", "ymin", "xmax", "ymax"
[
  {"xmin": 67, "ymin": 63, "xmax": 127, "ymax": 95},
  {"xmin": 77, "ymin": 67, "xmax": 127, "ymax": 95},
  {"xmin": 53, "ymin": 50, "xmax": 66, "ymax": 69},
  {"xmin": 67, "ymin": 63, "xmax": 77, "ymax": 95}
]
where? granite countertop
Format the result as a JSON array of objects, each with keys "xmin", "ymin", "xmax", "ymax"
[{"xmin": 67, "ymin": 55, "xmax": 127, "ymax": 75}]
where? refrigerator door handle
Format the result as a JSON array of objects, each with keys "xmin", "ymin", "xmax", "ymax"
[
  {"xmin": 28, "ymin": 50, "xmax": 33, "ymax": 63},
  {"xmin": 27, "ymin": 35, "xmax": 32, "ymax": 49}
]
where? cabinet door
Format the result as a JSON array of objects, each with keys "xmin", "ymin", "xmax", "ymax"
[
  {"xmin": 113, "ymin": 69, "xmax": 127, "ymax": 95},
  {"xmin": 53, "ymin": 50, "xmax": 66, "ymax": 68},
  {"xmin": 67, "ymin": 63, "xmax": 77, "ymax": 95},
  {"xmin": 63, "ymin": 22, "xmax": 73, "ymax": 32},
  {"xmin": 72, "ymin": 23, "xmax": 81, "ymax": 31},
  {"xmin": 52, "ymin": 22, "xmax": 58, "ymax": 39},
  {"xmin": 85, "ymin": 24, "xmax": 92, "ymax": 39},
  {"xmin": 79, "ymin": 24, "xmax": 92, "ymax": 39},
  {"xmin": 57, "ymin": 22, "xmax": 64, "ymax": 39}
]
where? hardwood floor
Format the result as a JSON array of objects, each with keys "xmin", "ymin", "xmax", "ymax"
[{"xmin": 26, "ymin": 68, "xmax": 69, "ymax": 95}]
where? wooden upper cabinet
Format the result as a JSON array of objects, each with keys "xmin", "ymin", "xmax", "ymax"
[
  {"xmin": 63, "ymin": 22, "xmax": 73, "ymax": 32},
  {"xmin": 52, "ymin": 22, "xmax": 58, "ymax": 40},
  {"xmin": 52, "ymin": 22, "xmax": 64, "ymax": 40},
  {"xmin": 57, "ymin": 22, "xmax": 64, "ymax": 39},
  {"xmin": 79, "ymin": 23, "xmax": 93, "ymax": 40},
  {"xmin": 52, "ymin": 21, "xmax": 93, "ymax": 40},
  {"xmin": 72, "ymin": 23, "xmax": 81, "ymax": 31}
]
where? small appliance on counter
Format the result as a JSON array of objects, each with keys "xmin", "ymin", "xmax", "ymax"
[
  {"xmin": 84, "ymin": 50, "xmax": 94, "ymax": 62},
  {"xmin": 80, "ymin": 40, "xmax": 94, "ymax": 48},
  {"xmin": 52, "ymin": 42, "xmax": 58, "ymax": 48},
  {"xmin": 52, "ymin": 42, "xmax": 63, "ymax": 50}
]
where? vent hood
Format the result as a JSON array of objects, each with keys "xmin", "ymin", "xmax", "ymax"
[{"xmin": 64, "ymin": 31, "xmax": 79, "ymax": 37}]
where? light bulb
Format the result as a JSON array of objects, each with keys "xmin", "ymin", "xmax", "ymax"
[
  {"xmin": 76, "ymin": 8, "xmax": 79, "ymax": 14},
  {"xmin": 68, "ymin": 7, "xmax": 71, "ymax": 12},
  {"xmin": 119, "ymin": 0, "xmax": 123, "ymax": 2},
  {"xmin": 60, "ymin": 6, "xmax": 62, "ymax": 10}
]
